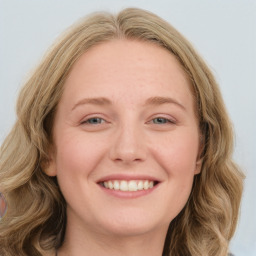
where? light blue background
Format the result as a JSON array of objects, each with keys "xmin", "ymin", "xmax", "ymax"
[{"xmin": 0, "ymin": 0, "xmax": 255, "ymax": 255}]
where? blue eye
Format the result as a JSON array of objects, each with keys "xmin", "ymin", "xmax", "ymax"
[
  {"xmin": 83, "ymin": 117, "xmax": 105, "ymax": 124},
  {"xmin": 152, "ymin": 117, "xmax": 171, "ymax": 124}
]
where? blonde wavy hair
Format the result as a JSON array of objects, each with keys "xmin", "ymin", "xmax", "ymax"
[{"xmin": 0, "ymin": 8, "xmax": 244, "ymax": 256}]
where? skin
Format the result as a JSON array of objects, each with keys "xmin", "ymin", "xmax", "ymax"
[{"xmin": 45, "ymin": 39, "xmax": 202, "ymax": 256}]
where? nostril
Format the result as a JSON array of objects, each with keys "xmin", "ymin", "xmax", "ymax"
[
  {"xmin": 113, "ymin": 154, "xmax": 144, "ymax": 163},
  {"xmin": 109, "ymin": 132, "xmax": 147, "ymax": 163}
]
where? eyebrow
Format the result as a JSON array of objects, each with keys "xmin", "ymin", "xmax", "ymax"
[
  {"xmin": 144, "ymin": 96, "xmax": 186, "ymax": 110},
  {"xmin": 71, "ymin": 96, "xmax": 186, "ymax": 111},
  {"xmin": 71, "ymin": 97, "xmax": 111, "ymax": 111}
]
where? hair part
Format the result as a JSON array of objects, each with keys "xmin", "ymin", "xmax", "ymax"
[{"xmin": 0, "ymin": 8, "xmax": 244, "ymax": 256}]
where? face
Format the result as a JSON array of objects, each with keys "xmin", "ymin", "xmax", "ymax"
[{"xmin": 45, "ymin": 39, "xmax": 201, "ymax": 238}]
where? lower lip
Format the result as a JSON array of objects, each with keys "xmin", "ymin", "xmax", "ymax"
[{"xmin": 98, "ymin": 183, "xmax": 159, "ymax": 199}]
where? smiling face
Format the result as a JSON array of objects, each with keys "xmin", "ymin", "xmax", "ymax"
[{"xmin": 45, "ymin": 39, "xmax": 201, "ymax": 239}]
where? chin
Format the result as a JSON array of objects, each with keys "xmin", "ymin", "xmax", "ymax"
[{"xmin": 93, "ymin": 208, "xmax": 170, "ymax": 237}]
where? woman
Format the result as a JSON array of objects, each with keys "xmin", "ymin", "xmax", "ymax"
[{"xmin": 0, "ymin": 8, "xmax": 244, "ymax": 256}]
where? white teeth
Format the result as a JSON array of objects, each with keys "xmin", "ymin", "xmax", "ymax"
[
  {"xmin": 108, "ymin": 181, "xmax": 114, "ymax": 189},
  {"xmin": 143, "ymin": 180, "xmax": 149, "ymax": 189},
  {"xmin": 102, "ymin": 180, "xmax": 155, "ymax": 191},
  {"xmin": 128, "ymin": 180, "xmax": 137, "ymax": 191},
  {"xmin": 120, "ymin": 181, "xmax": 128, "ymax": 191},
  {"xmin": 104, "ymin": 181, "xmax": 109, "ymax": 188},
  {"xmin": 113, "ymin": 180, "xmax": 120, "ymax": 190},
  {"xmin": 137, "ymin": 181, "xmax": 144, "ymax": 190}
]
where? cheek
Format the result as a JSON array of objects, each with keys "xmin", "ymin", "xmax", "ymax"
[
  {"xmin": 53, "ymin": 134, "xmax": 108, "ymax": 212},
  {"xmin": 54, "ymin": 133, "xmax": 106, "ymax": 180},
  {"xmin": 152, "ymin": 133, "xmax": 198, "ymax": 219},
  {"xmin": 151, "ymin": 130, "xmax": 199, "ymax": 176}
]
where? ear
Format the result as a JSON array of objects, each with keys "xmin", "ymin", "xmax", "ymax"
[
  {"xmin": 41, "ymin": 147, "xmax": 57, "ymax": 177},
  {"xmin": 194, "ymin": 158, "xmax": 202, "ymax": 175},
  {"xmin": 194, "ymin": 134, "xmax": 204, "ymax": 175},
  {"xmin": 43, "ymin": 160, "xmax": 57, "ymax": 177}
]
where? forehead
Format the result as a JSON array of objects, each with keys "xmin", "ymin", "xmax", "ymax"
[
  {"xmin": 69, "ymin": 39, "xmax": 188, "ymax": 76},
  {"xmin": 61, "ymin": 39, "xmax": 194, "ymax": 109}
]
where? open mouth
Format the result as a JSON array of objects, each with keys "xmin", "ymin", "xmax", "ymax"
[{"xmin": 99, "ymin": 180, "xmax": 159, "ymax": 192}]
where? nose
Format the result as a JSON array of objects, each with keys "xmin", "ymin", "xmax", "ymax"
[{"xmin": 109, "ymin": 123, "xmax": 147, "ymax": 164}]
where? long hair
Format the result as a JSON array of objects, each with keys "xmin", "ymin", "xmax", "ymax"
[{"xmin": 0, "ymin": 8, "xmax": 244, "ymax": 256}]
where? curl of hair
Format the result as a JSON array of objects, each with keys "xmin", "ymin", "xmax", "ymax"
[{"xmin": 0, "ymin": 8, "xmax": 244, "ymax": 256}]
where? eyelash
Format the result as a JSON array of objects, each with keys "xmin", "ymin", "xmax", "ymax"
[
  {"xmin": 150, "ymin": 117, "xmax": 176, "ymax": 125},
  {"xmin": 81, "ymin": 117, "xmax": 106, "ymax": 125},
  {"xmin": 81, "ymin": 116, "xmax": 176, "ymax": 126}
]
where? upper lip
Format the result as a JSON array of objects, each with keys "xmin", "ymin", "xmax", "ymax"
[{"xmin": 97, "ymin": 174, "xmax": 161, "ymax": 183}]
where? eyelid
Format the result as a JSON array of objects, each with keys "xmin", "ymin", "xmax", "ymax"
[
  {"xmin": 82, "ymin": 117, "xmax": 106, "ymax": 124},
  {"xmin": 147, "ymin": 114, "xmax": 177, "ymax": 124},
  {"xmin": 80, "ymin": 114, "xmax": 109, "ymax": 125},
  {"xmin": 155, "ymin": 117, "xmax": 175, "ymax": 124},
  {"xmin": 79, "ymin": 113, "xmax": 177, "ymax": 127}
]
